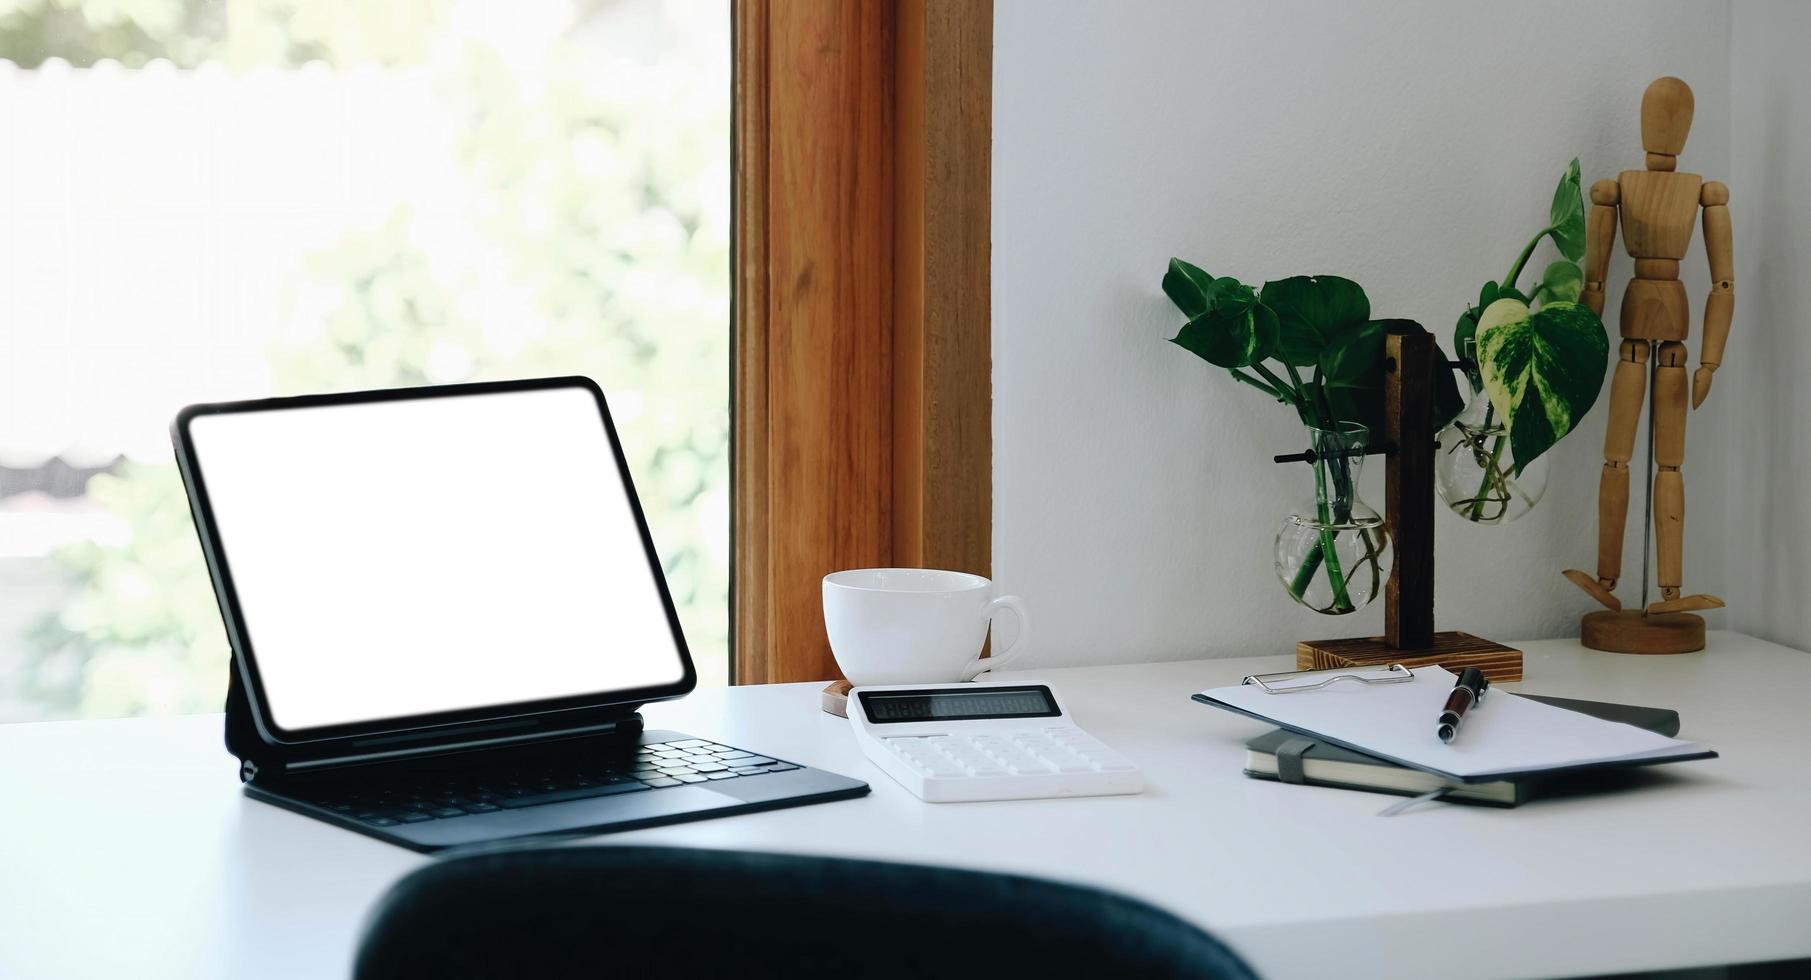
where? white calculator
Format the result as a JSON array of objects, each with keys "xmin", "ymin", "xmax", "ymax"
[{"xmin": 847, "ymin": 681, "xmax": 1144, "ymax": 803}]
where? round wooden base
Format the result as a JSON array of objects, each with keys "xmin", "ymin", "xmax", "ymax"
[{"xmin": 1580, "ymin": 610, "xmax": 1705, "ymax": 655}]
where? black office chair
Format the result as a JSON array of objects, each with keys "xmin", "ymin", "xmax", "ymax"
[{"xmin": 355, "ymin": 845, "xmax": 1258, "ymax": 980}]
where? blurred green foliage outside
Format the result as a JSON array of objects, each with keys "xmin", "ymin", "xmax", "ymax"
[{"xmin": 9, "ymin": 0, "xmax": 730, "ymax": 718}]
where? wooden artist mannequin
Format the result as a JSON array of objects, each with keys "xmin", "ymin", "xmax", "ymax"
[{"xmin": 1564, "ymin": 76, "xmax": 1732, "ymax": 652}]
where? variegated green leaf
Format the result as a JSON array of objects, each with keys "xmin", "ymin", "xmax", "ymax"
[{"xmin": 1476, "ymin": 298, "xmax": 1609, "ymax": 474}]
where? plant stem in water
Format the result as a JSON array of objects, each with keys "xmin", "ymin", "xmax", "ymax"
[
  {"xmin": 1304, "ymin": 451, "xmax": 1355, "ymax": 612},
  {"xmin": 1465, "ymin": 406, "xmax": 1510, "ymax": 522}
]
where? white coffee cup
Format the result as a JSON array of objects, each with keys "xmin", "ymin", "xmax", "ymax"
[{"xmin": 822, "ymin": 568, "xmax": 1032, "ymax": 686}]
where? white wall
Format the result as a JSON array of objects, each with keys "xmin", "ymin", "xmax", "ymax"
[
  {"xmin": 1713, "ymin": 1, "xmax": 1811, "ymax": 651},
  {"xmin": 992, "ymin": 0, "xmax": 1734, "ymax": 667}
]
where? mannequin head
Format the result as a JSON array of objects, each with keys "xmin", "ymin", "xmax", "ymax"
[{"xmin": 1641, "ymin": 76, "xmax": 1694, "ymax": 162}]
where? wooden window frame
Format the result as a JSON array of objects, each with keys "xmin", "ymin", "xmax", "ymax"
[{"xmin": 733, "ymin": 0, "xmax": 993, "ymax": 684}]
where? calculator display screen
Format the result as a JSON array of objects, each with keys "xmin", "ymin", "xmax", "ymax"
[{"xmin": 858, "ymin": 686, "xmax": 1060, "ymax": 724}]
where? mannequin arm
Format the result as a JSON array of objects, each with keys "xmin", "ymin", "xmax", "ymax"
[
  {"xmin": 1696, "ymin": 181, "xmax": 1733, "ymax": 408},
  {"xmin": 1581, "ymin": 179, "xmax": 1620, "ymax": 316}
]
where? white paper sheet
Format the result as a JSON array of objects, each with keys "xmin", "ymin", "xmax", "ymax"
[{"xmin": 1200, "ymin": 666, "xmax": 1710, "ymax": 780}]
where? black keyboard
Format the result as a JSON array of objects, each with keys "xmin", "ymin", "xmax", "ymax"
[{"xmin": 298, "ymin": 737, "xmax": 802, "ymax": 828}]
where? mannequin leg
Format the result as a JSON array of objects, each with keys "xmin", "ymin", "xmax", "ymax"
[
  {"xmin": 1597, "ymin": 339, "xmax": 1650, "ymax": 587},
  {"xmin": 1653, "ymin": 341, "xmax": 1688, "ymax": 601}
]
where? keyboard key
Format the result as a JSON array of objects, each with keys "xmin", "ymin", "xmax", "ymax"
[
  {"xmin": 738, "ymin": 757, "xmax": 777, "ymax": 767},
  {"xmin": 366, "ymin": 817, "xmax": 400, "ymax": 827},
  {"xmin": 464, "ymin": 802, "xmax": 501, "ymax": 813},
  {"xmin": 497, "ymin": 782, "xmax": 650, "ymax": 809},
  {"xmin": 732, "ymin": 767, "xmax": 769, "ymax": 776},
  {"xmin": 398, "ymin": 812, "xmax": 434, "ymax": 823},
  {"xmin": 766, "ymin": 764, "xmax": 800, "ymax": 773},
  {"xmin": 692, "ymin": 762, "xmax": 728, "ymax": 773},
  {"xmin": 704, "ymin": 771, "xmax": 739, "ymax": 780},
  {"xmin": 674, "ymin": 774, "xmax": 708, "ymax": 783},
  {"xmin": 658, "ymin": 767, "xmax": 696, "ymax": 776},
  {"xmin": 717, "ymin": 752, "xmax": 756, "ymax": 762},
  {"xmin": 670, "ymin": 739, "xmax": 710, "ymax": 749},
  {"xmin": 643, "ymin": 777, "xmax": 682, "ymax": 788},
  {"xmin": 430, "ymin": 807, "xmax": 465, "ymax": 818}
]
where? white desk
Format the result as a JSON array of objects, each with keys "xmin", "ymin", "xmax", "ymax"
[{"xmin": 3, "ymin": 631, "xmax": 1808, "ymax": 979}]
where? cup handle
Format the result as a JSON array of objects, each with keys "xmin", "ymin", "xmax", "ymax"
[{"xmin": 961, "ymin": 595, "xmax": 1033, "ymax": 680}]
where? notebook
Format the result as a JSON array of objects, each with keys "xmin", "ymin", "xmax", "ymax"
[
  {"xmin": 1243, "ymin": 694, "xmax": 1685, "ymax": 807},
  {"xmin": 1196, "ymin": 665, "xmax": 1716, "ymax": 784}
]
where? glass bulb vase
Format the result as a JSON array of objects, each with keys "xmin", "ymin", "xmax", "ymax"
[
  {"xmin": 1274, "ymin": 423, "xmax": 1391, "ymax": 615},
  {"xmin": 1435, "ymin": 387, "xmax": 1549, "ymax": 525}
]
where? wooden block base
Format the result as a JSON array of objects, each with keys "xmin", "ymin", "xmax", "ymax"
[
  {"xmin": 821, "ymin": 680, "xmax": 853, "ymax": 717},
  {"xmin": 1296, "ymin": 630, "xmax": 1523, "ymax": 683},
  {"xmin": 1580, "ymin": 610, "xmax": 1705, "ymax": 655}
]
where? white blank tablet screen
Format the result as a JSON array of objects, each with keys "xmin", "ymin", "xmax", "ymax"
[{"xmin": 186, "ymin": 386, "xmax": 688, "ymax": 732}]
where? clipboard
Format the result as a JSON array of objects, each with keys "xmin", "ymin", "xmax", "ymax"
[{"xmin": 1194, "ymin": 665, "xmax": 1717, "ymax": 785}]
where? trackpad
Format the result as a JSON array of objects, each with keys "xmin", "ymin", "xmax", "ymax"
[{"xmin": 401, "ymin": 786, "xmax": 737, "ymax": 848}]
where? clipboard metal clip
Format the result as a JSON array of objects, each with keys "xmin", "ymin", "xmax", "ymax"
[{"xmin": 1241, "ymin": 663, "xmax": 1413, "ymax": 694}]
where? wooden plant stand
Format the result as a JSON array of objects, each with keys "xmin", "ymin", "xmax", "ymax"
[{"xmin": 1293, "ymin": 324, "xmax": 1524, "ymax": 683}]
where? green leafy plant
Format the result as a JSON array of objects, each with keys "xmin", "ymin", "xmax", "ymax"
[
  {"xmin": 1161, "ymin": 264, "xmax": 1462, "ymax": 612},
  {"xmin": 1447, "ymin": 159, "xmax": 1610, "ymax": 521}
]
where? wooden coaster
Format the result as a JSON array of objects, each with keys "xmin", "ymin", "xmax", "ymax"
[
  {"xmin": 1297, "ymin": 630, "xmax": 1523, "ymax": 683},
  {"xmin": 821, "ymin": 680, "xmax": 853, "ymax": 717},
  {"xmin": 1581, "ymin": 610, "xmax": 1705, "ymax": 655}
]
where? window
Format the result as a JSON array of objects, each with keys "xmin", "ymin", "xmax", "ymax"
[{"xmin": 0, "ymin": 0, "xmax": 731, "ymax": 722}]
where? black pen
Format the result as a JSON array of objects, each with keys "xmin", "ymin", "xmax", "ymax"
[{"xmin": 1436, "ymin": 667, "xmax": 1489, "ymax": 743}]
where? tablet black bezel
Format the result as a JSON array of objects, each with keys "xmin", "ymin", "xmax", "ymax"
[{"xmin": 172, "ymin": 376, "xmax": 698, "ymax": 748}]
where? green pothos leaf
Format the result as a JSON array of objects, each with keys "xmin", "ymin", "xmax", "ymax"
[
  {"xmin": 1161, "ymin": 258, "xmax": 1215, "ymax": 319},
  {"xmin": 1533, "ymin": 260, "xmax": 1583, "ymax": 305},
  {"xmin": 1547, "ymin": 158, "xmax": 1587, "ymax": 262},
  {"xmin": 1476, "ymin": 298, "xmax": 1609, "ymax": 474},
  {"xmin": 1317, "ymin": 319, "xmax": 1389, "ymax": 433},
  {"xmin": 1260, "ymin": 275, "xmax": 1370, "ymax": 366},
  {"xmin": 1170, "ymin": 283, "xmax": 1279, "ymax": 369}
]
